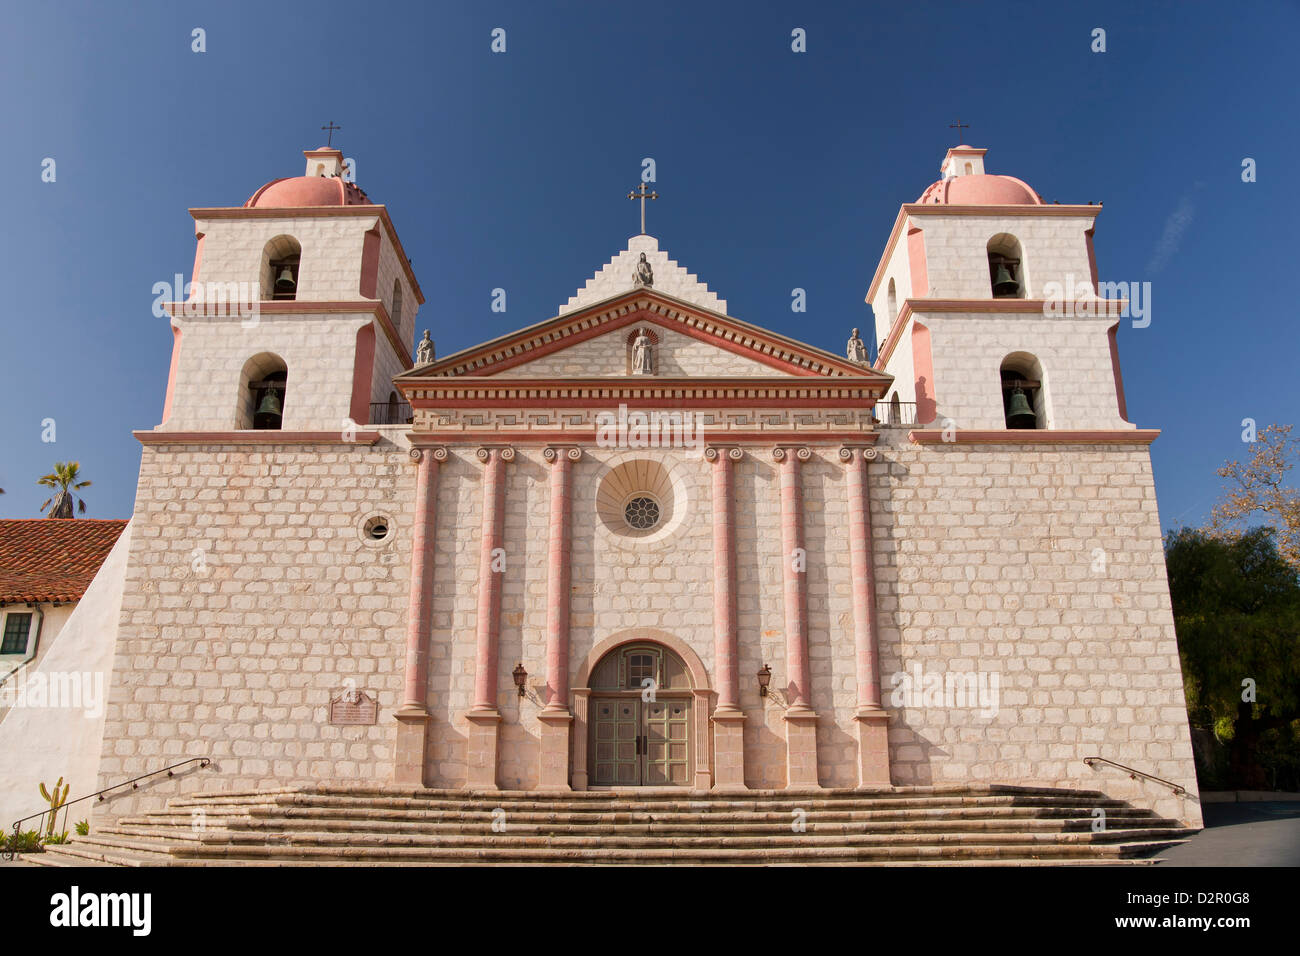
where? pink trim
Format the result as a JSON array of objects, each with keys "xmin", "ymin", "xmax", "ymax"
[
  {"xmin": 573, "ymin": 628, "xmax": 711, "ymax": 692},
  {"xmin": 402, "ymin": 451, "xmax": 440, "ymax": 710},
  {"xmin": 542, "ymin": 451, "xmax": 573, "ymax": 713},
  {"xmin": 844, "ymin": 448, "xmax": 882, "ymax": 711},
  {"xmin": 408, "ymin": 430, "xmax": 881, "ymax": 445},
  {"xmin": 865, "ymin": 210, "xmax": 909, "ymax": 303},
  {"xmin": 189, "ymin": 205, "xmax": 425, "ymax": 305},
  {"xmin": 874, "ymin": 297, "xmax": 1129, "ymax": 369},
  {"xmin": 778, "ymin": 450, "xmax": 812, "ymax": 713},
  {"xmin": 480, "ymin": 309, "xmax": 826, "ymax": 379},
  {"xmin": 907, "ymin": 429, "xmax": 1159, "ymax": 445},
  {"xmin": 411, "ymin": 391, "xmax": 882, "ymax": 411},
  {"xmin": 1108, "ymin": 323, "xmax": 1130, "ymax": 423},
  {"xmin": 162, "ymin": 300, "xmax": 412, "ymax": 372},
  {"xmin": 472, "ymin": 449, "xmax": 508, "ymax": 711},
  {"xmin": 135, "ymin": 430, "xmax": 381, "ymax": 445},
  {"xmin": 911, "ymin": 321, "xmax": 936, "ymax": 425},
  {"xmin": 710, "ymin": 449, "xmax": 740, "ymax": 714},
  {"xmin": 903, "ymin": 203, "xmax": 1102, "ymax": 218},
  {"xmin": 906, "ymin": 227, "xmax": 928, "ymax": 297},
  {"xmin": 160, "ymin": 324, "xmax": 182, "ymax": 425},
  {"xmin": 350, "ymin": 322, "xmax": 376, "ymax": 425},
  {"xmin": 417, "ymin": 291, "xmax": 884, "ymax": 382},
  {"xmin": 359, "ymin": 224, "xmax": 381, "ymax": 299}
]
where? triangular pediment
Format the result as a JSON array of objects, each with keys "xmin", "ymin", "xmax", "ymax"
[{"xmin": 400, "ymin": 288, "xmax": 888, "ymax": 384}]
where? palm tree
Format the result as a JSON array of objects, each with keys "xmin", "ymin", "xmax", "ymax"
[{"xmin": 38, "ymin": 462, "xmax": 92, "ymax": 517}]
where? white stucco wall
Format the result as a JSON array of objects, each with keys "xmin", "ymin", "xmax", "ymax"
[{"xmin": 0, "ymin": 523, "xmax": 131, "ymax": 831}]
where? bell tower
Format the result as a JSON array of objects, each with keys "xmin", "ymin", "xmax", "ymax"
[
  {"xmin": 151, "ymin": 146, "xmax": 424, "ymax": 435},
  {"xmin": 864, "ymin": 145, "xmax": 1130, "ymax": 432}
]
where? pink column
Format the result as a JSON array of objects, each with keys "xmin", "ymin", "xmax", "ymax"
[
  {"xmin": 394, "ymin": 445, "xmax": 445, "ymax": 786},
  {"xmin": 775, "ymin": 445, "xmax": 819, "ymax": 788},
  {"xmin": 841, "ymin": 444, "xmax": 891, "ymax": 787},
  {"xmin": 466, "ymin": 445, "xmax": 513, "ymax": 789},
  {"xmin": 707, "ymin": 445, "xmax": 746, "ymax": 790},
  {"xmin": 538, "ymin": 445, "xmax": 578, "ymax": 790}
]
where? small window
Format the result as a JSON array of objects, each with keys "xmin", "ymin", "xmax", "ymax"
[
  {"xmin": 391, "ymin": 279, "xmax": 404, "ymax": 329},
  {"xmin": 1, "ymin": 613, "xmax": 32, "ymax": 655},
  {"xmin": 624, "ymin": 496, "xmax": 661, "ymax": 531}
]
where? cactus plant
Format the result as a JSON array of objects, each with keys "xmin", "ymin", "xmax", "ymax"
[{"xmin": 38, "ymin": 778, "xmax": 70, "ymax": 840}]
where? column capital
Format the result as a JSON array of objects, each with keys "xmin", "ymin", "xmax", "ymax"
[
  {"xmin": 703, "ymin": 445, "xmax": 744, "ymax": 463},
  {"xmin": 771, "ymin": 445, "xmax": 811, "ymax": 463},
  {"xmin": 408, "ymin": 445, "xmax": 447, "ymax": 464},
  {"xmin": 837, "ymin": 444, "xmax": 879, "ymax": 464},
  {"xmin": 476, "ymin": 445, "xmax": 516, "ymax": 464},
  {"xmin": 542, "ymin": 445, "xmax": 582, "ymax": 464}
]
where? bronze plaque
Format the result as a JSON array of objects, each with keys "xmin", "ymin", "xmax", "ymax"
[{"xmin": 329, "ymin": 690, "xmax": 378, "ymax": 726}]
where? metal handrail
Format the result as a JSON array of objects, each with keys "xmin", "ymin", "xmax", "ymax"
[
  {"xmin": 1083, "ymin": 756, "xmax": 1188, "ymax": 796},
  {"xmin": 4, "ymin": 756, "xmax": 210, "ymax": 858}
]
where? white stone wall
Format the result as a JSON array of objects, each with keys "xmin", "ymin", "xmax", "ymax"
[
  {"xmin": 161, "ymin": 312, "xmax": 371, "ymax": 431},
  {"xmin": 93, "ymin": 427, "xmax": 1200, "ymax": 825},
  {"xmin": 916, "ymin": 309, "xmax": 1127, "ymax": 430},
  {"xmin": 870, "ymin": 431, "xmax": 1201, "ymax": 825},
  {"xmin": 95, "ymin": 437, "xmax": 414, "ymax": 818},
  {"xmin": 867, "ymin": 226, "xmax": 914, "ymax": 347},
  {"xmin": 498, "ymin": 324, "xmax": 778, "ymax": 378},
  {"xmin": 913, "ymin": 213, "xmax": 1097, "ymax": 300}
]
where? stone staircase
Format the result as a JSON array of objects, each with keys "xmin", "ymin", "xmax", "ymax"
[{"xmin": 27, "ymin": 784, "xmax": 1196, "ymax": 866}]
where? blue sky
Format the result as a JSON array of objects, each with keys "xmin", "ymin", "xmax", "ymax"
[{"xmin": 1, "ymin": 0, "xmax": 1296, "ymax": 527}]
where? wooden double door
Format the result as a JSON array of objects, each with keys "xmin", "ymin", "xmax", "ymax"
[{"xmin": 589, "ymin": 695, "xmax": 691, "ymax": 786}]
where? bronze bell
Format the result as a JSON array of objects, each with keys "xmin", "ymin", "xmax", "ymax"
[
  {"xmin": 275, "ymin": 267, "xmax": 296, "ymax": 293},
  {"xmin": 253, "ymin": 388, "xmax": 283, "ymax": 430},
  {"xmin": 992, "ymin": 263, "xmax": 1020, "ymax": 297},
  {"xmin": 1006, "ymin": 387, "xmax": 1036, "ymax": 429}
]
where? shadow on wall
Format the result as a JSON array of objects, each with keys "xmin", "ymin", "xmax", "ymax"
[{"xmin": 868, "ymin": 451, "xmax": 941, "ymax": 787}]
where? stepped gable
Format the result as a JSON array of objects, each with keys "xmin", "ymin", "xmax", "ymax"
[{"xmin": 559, "ymin": 235, "xmax": 725, "ymax": 316}]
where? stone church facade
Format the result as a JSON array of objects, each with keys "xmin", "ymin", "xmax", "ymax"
[{"xmin": 93, "ymin": 145, "xmax": 1201, "ymax": 826}]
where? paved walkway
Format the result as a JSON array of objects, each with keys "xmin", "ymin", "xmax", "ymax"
[{"xmin": 1156, "ymin": 801, "xmax": 1300, "ymax": 866}]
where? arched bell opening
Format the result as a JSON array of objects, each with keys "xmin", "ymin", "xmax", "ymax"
[
  {"xmin": 987, "ymin": 233, "xmax": 1026, "ymax": 299},
  {"xmin": 238, "ymin": 352, "xmax": 288, "ymax": 430},
  {"xmin": 261, "ymin": 235, "xmax": 302, "ymax": 301},
  {"xmin": 1000, "ymin": 352, "xmax": 1047, "ymax": 430}
]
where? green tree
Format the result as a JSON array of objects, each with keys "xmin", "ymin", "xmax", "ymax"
[
  {"xmin": 1165, "ymin": 527, "xmax": 1300, "ymax": 789},
  {"xmin": 37, "ymin": 462, "xmax": 92, "ymax": 517}
]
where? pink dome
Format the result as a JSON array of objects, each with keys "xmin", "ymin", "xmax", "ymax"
[
  {"xmin": 916, "ymin": 173, "xmax": 1043, "ymax": 206},
  {"xmin": 244, "ymin": 176, "xmax": 372, "ymax": 208}
]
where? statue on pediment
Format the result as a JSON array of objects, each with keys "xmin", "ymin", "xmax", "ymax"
[
  {"xmin": 416, "ymin": 330, "xmax": 436, "ymax": 366},
  {"xmin": 846, "ymin": 327, "xmax": 868, "ymax": 365},
  {"xmin": 634, "ymin": 252, "xmax": 654, "ymax": 287}
]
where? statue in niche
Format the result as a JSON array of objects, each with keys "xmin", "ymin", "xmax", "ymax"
[
  {"xmin": 631, "ymin": 329, "xmax": 654, "ymax": 375},
  {"xmin": 634, "ymin": 252, "xmax": 654, "ymax": 287},
  {"xmin": 415, "ymin": 329, "xmax": 436, "ymax": 366},
  {"xmin": 846, "ymin": 327, "xmax": 869, "ymax": 364}
]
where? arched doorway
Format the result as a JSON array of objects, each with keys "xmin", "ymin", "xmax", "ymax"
[{"xmin": 587, "ymin": 642, "xmax": 693, "ymax": 786}]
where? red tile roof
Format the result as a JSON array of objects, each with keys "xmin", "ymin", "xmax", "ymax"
[{"xmin": 0, "ymin": 519, "xmax": 128, "ymax": 604}]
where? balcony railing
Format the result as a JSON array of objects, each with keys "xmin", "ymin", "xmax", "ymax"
[
  {"xmin": 872, "ymin": 401, "xmax": 918, "ymax": 427},
  {"xmin": 369, "ymin": 401, "xmax": 413, "ymax": 425}
]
